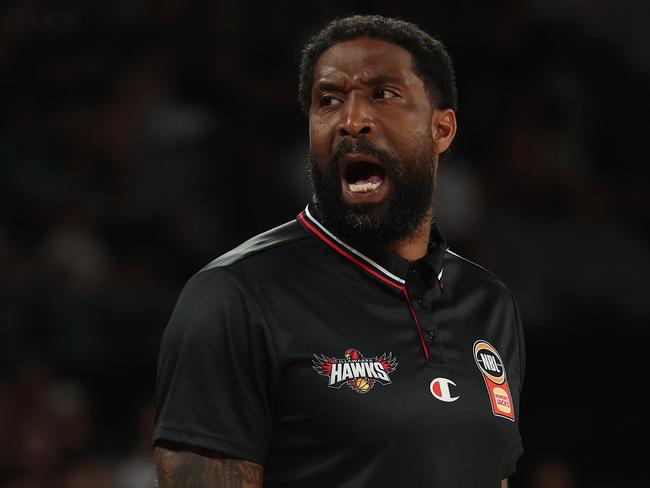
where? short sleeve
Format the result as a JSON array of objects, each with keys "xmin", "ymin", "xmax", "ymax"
[
  {"xmin": 502, "ymin": 291, "xmax": 526, "ymax": 478},
  {"xmin": 153, "ymin": 267, "xmax": 278, "ymax": 465}
]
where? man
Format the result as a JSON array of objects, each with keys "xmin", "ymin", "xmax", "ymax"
[{"xmin": 153, "ymin": 15, "xmax": 525, "ymax": 488}]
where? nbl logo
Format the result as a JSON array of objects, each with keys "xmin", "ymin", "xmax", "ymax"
[
  {"xmin": 473, "ymin": 340, "xmax": 515, "ymax": 421},
  {"xmin": 312, "ymin": 348, "xmax": 398, "ymax": 394},
  {"xmin": 474, "ymin": 341, "xmax": 505, "ymax": 385}
]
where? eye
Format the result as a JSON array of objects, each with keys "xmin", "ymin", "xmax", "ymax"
[
  {"xmin": 320, "ymin": 95, "xmax": 343, "ymax": 107},
  {"xmin": 373, "ymin": 88, "xmax": 398, "ymax": 99}
]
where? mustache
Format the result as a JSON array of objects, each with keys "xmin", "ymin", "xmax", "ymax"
[{"xmin": 331, "ymin": 139, "xmax": 398, "ymax": 175}]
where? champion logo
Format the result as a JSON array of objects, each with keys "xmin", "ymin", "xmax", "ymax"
[
  {"xmin": 312, "ymin": 348, "xmax": 398, "ymax": 394},
  {"xmin": 430, "ymin": 377, "xmax": 460, "ymax": 402}
]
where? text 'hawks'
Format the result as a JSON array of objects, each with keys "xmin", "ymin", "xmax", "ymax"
[{"xmin": 312, "ymin": 349, "xmax": 398, "ymax": 394}]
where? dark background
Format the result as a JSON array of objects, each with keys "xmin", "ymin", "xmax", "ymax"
[{"xmin": 1, "ymin": 1, "xmax": 648, "ymax": 487}]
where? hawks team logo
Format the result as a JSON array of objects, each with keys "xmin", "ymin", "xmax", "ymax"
[{"xmin": 312, "ymin": 348, "xmax": 398, "ymax": 394}]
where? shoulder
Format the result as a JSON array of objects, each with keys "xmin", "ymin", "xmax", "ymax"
[
  {"xmin": 177, "ymin": 218, "xmax": 312, "ymax": 301},
  {"xmin": 162, "ymin": 224, "xmax": 306, "ymax": 348},
  {"xmin": 201, "ymin": 219, "xmax": 311, "ymax": 271},
  {"xmin": 442, "ymin": 247, "xmax": 522, "ymax": 330},
  {"xmin": 443, "ymin": 248, "xmax": 526, "ymax": 378},
  {"xmin": 443, "ymin": 248, "xmax": 514, "ymax": 300}
]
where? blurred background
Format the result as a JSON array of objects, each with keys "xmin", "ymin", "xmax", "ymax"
[{"xmin": 1, "ymin": 0, "xmax": 648, "ymax": 486}]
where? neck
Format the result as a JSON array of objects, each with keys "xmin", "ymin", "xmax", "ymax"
[{"xmin": 384, "ymin": 209, "xmax": 433, "ymax": 262}]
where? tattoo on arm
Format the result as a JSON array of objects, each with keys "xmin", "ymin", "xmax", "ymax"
[{"xmin": 154, "ymin": 444, "xmax": 263, "ymax": 488}]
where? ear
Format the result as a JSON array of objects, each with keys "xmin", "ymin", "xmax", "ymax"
[{"xmin": 431, "ymin": 108, "xmax": 457, "ymax": 155}]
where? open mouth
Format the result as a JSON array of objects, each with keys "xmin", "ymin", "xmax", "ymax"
[
  {"xmin": 340, "ymin": 155, "xmax": 386, "ymax": 194},
  {"xmin": 344, "ymin": 160, "xmax": 386, "ymax": 193},
  {"xmin": 338, "ymin": 153, "xmax": 390, "ymax": 204}
]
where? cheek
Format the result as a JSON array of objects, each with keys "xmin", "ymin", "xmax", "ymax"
[
  {"xmin": 309, "ymin": 121, "xmax": 331, "ymax": 160},
  {"xmin": 384, "ymin": 116, "xmax": 433, "ymax": 160}
]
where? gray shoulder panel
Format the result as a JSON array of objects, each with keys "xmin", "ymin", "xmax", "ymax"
[
  {"xmin": 200, "ymin": 219, "xmax": 309, "ymax": 271},
  {"xmin": 444, "ymin": 248, "xmax": 509, "ymax": 290}
]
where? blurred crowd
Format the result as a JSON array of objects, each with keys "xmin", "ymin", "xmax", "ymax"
[
  {"xmin": 0, "ymin": 359, "xmax": 153, "ymax": 487},
  {"xmin": 1, "ymin": 0, "xmax": 647, "ymax": 486}
]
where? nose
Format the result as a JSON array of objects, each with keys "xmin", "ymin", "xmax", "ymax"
[{"xmin": 338, "ymin": 93, "xmax": 374, "ymax": 138}]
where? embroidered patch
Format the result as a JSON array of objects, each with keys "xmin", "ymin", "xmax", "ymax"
[
  {"xmin": 473, "ymin": 340, "xmax": 515, "ymax": 421},
  {"xmin": 312, "ymin": 348, "xmax": 398, "ymax": 394},
  {"xmin": 429, "ymin": 377, "xmax": 460, "ymax": 402}
]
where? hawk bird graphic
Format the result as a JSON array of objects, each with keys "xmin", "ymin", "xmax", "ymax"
[
  {"xmin": 312, "ymin": 354, "xmax": 337, "ymax": 377},
  {"xmin": 374, "ymin": 352, "xmax": 398, "ymax": 375}
]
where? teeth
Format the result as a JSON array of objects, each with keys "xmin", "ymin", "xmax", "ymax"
[{"xmin": 349, "ymin": 181, "xmax": 381, "ymax": 193}]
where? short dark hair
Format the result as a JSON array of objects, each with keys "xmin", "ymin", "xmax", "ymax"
[{"xmin": 298, "ymin": 15, "xmax": 458, "ymax": 115}]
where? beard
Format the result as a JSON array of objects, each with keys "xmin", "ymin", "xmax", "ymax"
[{"xmin": 308, "ymin": 138, "xmax": 436, "ymax": 247}]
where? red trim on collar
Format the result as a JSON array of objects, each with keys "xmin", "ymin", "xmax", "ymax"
[
  {"xmin": 298, "ymin": 213, "xmax": 403, "ymax": 290},
  {"xmin": 298, "ymin": 209, "xmax": 431, "ymax": 362}
]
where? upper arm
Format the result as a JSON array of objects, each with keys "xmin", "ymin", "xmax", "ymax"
[
  {"xmin": 153, "ymin": 268, "xmax": 276, "ymax": 464},
  {"xmin": 501, "ymin": 479, "xmax": 508, "ymax": 488},
  {"xmin": 154, "ymin": 443, "xmax": 263, "ymax": 488}
]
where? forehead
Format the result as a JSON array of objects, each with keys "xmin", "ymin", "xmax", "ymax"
[{"xmin": 313, "ymin": 37, "xmax": 418, "ymax": 85}]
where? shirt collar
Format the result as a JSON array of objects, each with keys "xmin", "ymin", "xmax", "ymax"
[{"xmin": 297, "ymin": 203, "xmax": 448, "ymax": 293}]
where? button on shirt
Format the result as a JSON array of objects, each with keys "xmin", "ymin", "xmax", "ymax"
[{"xmin": 153, "ymin": 203, "xmax": 526, "ymax": 488}]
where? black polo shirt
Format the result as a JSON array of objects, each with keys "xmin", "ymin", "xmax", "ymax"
[{"xmin": 153, "ymin": 203, "xmax": 525, "ymax": 487}]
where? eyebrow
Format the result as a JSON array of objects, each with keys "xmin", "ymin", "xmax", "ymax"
[
  {"xmin": 314, "ymin": 80, "xmax": 343, "ymax": 94},
  {"xmin": 364, "ymin": 75, "xmax": 404, "ymax": 86},
  {"xmin": 314, "ymin": 75, "xmax": 404, "ymax": 94}
]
